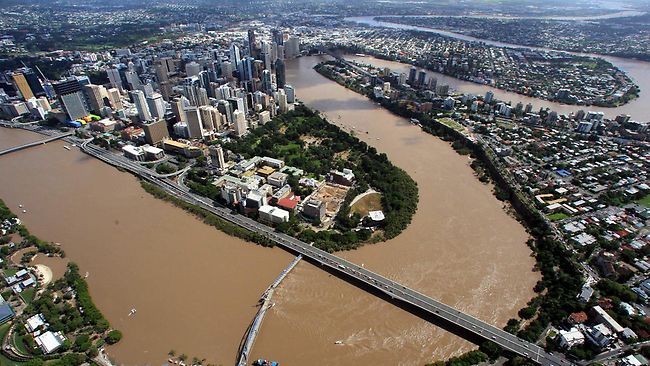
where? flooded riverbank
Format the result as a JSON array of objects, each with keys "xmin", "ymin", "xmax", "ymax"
[
  {"xmin": 0, "ymin": 129, "xmax": 293, "ymax": 365},
  {"xmin": 346, "ymin": 16, "xmax": 650, "ymax": 120},
  {"xmin": 250, "ymin": 56, "xmax": 539, "ymax": 366},
  {"xmin": 0, "ymin": 54, "xmax": 540, "ymax": 366}
]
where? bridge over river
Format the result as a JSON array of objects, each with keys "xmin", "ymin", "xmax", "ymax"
[
  {"xmin": 77, "ymin": 139, "xmax": 574, "ymax": 366},
  {"xmin": 0, "ymin": 132, "xmax": 74, "ymax": 156}
]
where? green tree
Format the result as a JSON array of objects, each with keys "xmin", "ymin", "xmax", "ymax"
[{"xmin": 105, "ymin": 330, "xmax": 123, "ymax": 344}]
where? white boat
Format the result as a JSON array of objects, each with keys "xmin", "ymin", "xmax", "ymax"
[
  {"xmin": 22, "ymin": 210, "xmax": 26, "ymax": 213},
  {"xmin": 84, "ymin": 272, "xmax": 89, "ymax": 278},
  {"xmin": 18, "ymin": 204, "xmax": 23, "ymax": 208},
  {"xmin": 128, "ymin": 308, "xmax": 137, "ymax": 316},
  {"xmin": 335, "ymin": 340, "xmax": 343, "ymax": 345},
  {"xmin": 63, "ymin": 146, "xmax": 70, "ymax": 150}
]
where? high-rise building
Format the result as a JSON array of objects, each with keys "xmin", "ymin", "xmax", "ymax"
[
  {"xmin": 172, "ymin": 97, "xmax": 187, "ymax": 123},
  {"xmin": 408, "ymin": 66, "xmax": 417, "ymax": 85},
  {"xmin": 106, "ymin": 68, "xmax": 124, "ymax": 92},
  {"xmin": 154, "ymin": 60, "xmax": 169, "ymax": 83},
  {"xmin": 198, "ymin": 105, "xmax": 216, "ymax": 133},
  {"xmin": 146, "ymin": 93, "xmax": 166, "ymax": 120},
  {"xmin": 272, "ymin": 29, "xmax": 284, "ymax": 45},
  {"xmin": 275, "ymin": 59, "xmax": 286, "ymax": 89},
  {"xmin": 124, "ymin": 70, "xmax": 142, "ymax": 91},
  {"xmin": 82, "ymin": 84, "xmax": 107, "ymax": 114},
  {"xmin": 484, "ymin": 91, "xmax": 494, "ymax": 104},
  {"xmin": 247, "ymin": 29, "xmax": 258, "ymax": 58},
  {"xmin": 217, "ymin": 99, "xmax": 234, "ymax": 124},
  {"xmin": 143, "ymin": 119, "xmax": 170, "ymax": 145},
  {"xmin": 233, "ymin": 110, "xmax": 247, "ymax": 137},
  {"xmin": 285, "ymin": 36, "xmax": 300, "ymax": 59},
  {"xmin": 417, "ymin": 70, "xmax": 426, "ymax": 87},
  {"xmin": 52, "ymin": 78, "xmax": 89, "ymax": 120},
  {"xmin": 12, "ymin": 72, "xmax": 34, "ymax": 100},
  {"xmin": 428, "ymin": 77, "xmax": 437, "ymax": 91},
  {"xmin": 221, "ymin": 61, "xmax": 234, "ymax": 80},
  {"xmin": 241, "ymin": 57, "xmax": 255, "ymax": 81},
  {"xmin": 186, "ymin": 107, "xmax": 204, "ymax": 139},
  {"xmin": 185, "ymin": 62, "xmax": 201, "ymax": 77},
  {"xmin": 107, "ymin": 88, "xmax": 123, "ymax": 111},
  {"xmin": 230, "ymin": 44, "xmax": 242, "ymax": 76},
  {"xmin": 130, "ymin": 90, "xmax": 152, "ymax": 121},
  {"xmin": 284, "ymin": 85, "xmax": 295, "ymax": 104},
  {"xmin": 278, "ymin": 88, "xmax": 288, "ymax": 113},
  {"xmin": 209, "ymin": 145, "xmax": 226, "ymax": 170}
]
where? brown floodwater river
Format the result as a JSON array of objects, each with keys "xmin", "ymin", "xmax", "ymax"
[
  {"xmin": 250, "ymin": 56, "xmax": 538, "ymax": 365},
  {"xmin": 0, "ymin": 128, "xmax": 294, "ymax": 365},
  {"xmin": 0, "ymin": 55, "xmax": 540, "ymax": 366}
]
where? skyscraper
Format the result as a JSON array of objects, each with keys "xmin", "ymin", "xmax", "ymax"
[
  {"xmin": 485, "ymin": 91, "xmax": 494, "ymax": 104},
  {"xmin": 284, "ymin": 84, "xmax": 295, "ymax": 104},
  {"xmin": 82, "ymin": 84, "xmax": 107, "ymax": 114},
  {"xmin": 247, "ymin": 29, "xmax": 258, "ymax": 58},
  {"xmin": 143, "ymin": 119, "xmax": 169, "ymax": 145},
  {"xmin": 52, "ymin": 78, "xmax": 89, "ymax": 120},
  {"xmin": 285, "ymin": 36, "xmax": 300, "ymax": 59},
  {"xmin": 272, "ymin": 29, "xmax": 284, "ymax": 45},
  {"xmin": 130, "ymin": 90, "xmax": 152, "ymax": 121},
  {"xmin": 209, "ymin": 145, "xmax": 226, "ymax": 170},
  {"xmin": 185, "ymin": 107, "xmax": 204, "ymax": 139},
  {"xmin": 408, "ymin": 66, "xmax": 417, "ymax": 85},
  {"xmin": 229, "ymin": 44, "xmax": 242, "ymax": 76},
  {"xmin": 12, "ymin": 72, "xmax": 34, "ymax": 100},
  {"xmin": 146, "ymin": 93, "xmax": 166, "ymax": 120},
  {"xmin": 185, "ymin": 62, "xmax": 201, "ymax": 77},
  {"xmin": 233, "ymin": 110, "xmax": 247, "ymax": 137},
  {"xmin": 275, "ymin": 59, "xmax": 286, "ymax": 89},
  {"xmin": 106, "ymin": 68, "xmax": 124, "ymax": 92}
]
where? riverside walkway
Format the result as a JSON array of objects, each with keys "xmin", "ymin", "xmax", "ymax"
[{"xmin": 237, "ymin": 255, "xmax": 302, "ymax": 366}]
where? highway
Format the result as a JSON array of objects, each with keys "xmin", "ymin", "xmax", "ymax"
[{"xmin": 78, "ymin": 139, "xmax": 574, "ymax": 366}]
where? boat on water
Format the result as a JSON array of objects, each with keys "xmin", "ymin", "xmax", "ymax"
[
  {"xmin": 335, "ymin": 340, "xmax": 343, "ymax": 345},
  {"xmin": 63, "ymin": 146, "xmax": 70, "ymax": 150},
  {"xmin": 410, "ymin": 118, "xmax": 420, "ymax": 124},
  {"xmin": 128, "ymin": 308, "xmax": 137, "ymax": 316},
  {"xmin": 253, "ymin": 360, "xmax": 279, "ymax": 366}
]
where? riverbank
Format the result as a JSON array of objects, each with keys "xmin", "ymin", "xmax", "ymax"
[
  {"xmin": 313, "ymin": 59, "xmax": 582, "ymax": 344},
  {"xmin": 0, "ymin": 198, "xmax": 120, "ymax": 364},
  {"xmin": 346, "ymin": 15, "xmax": 650, "ymax": 121},
  {"xmin": 250, "ymin": 55, "xmax": 538, "ymax": 366}
]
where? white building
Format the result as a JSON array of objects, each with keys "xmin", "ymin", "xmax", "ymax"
[
  {"xmin": 259, "ymin": 205, "xmax": 289, "ymax": 224},
  {"xmin": 122, "ymin": 145, "xmax": 146, "ymax": 161},
  {"xmin": 35, "ymin": 331, "xmax": 66, "ymax": 354},
  {"xmin": 233, "ymin": 110, "xmax": 248, "ymax": 137},
  {"xmin": 558, "ymin": 327, "xmax": 585, "ymax": 348},
  {"xmin": 25, "ymin": 313, "xmax": 46, "ymax": 333},
  {"xmin": 142, "ymin": 145, "xmax": 165, "ymax": 160}
]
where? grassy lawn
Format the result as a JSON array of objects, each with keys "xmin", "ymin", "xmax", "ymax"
[
  {"xmin": 3, "ymin": 268, "xmax": 18, "ymax": 277},
  {"xmin": 636, "ymin": 193, "xmax": 650, "ymax": 208},
  {"xmin": 20, "ymin": 287, "xmax": 36, "ymax": 305},
  {"xmin": 548, "ymin": 212, "xmax": 570, "ymax": 221},
  {"xmin": 436, "ymin": 117, "xmax": 464, "ymax": 132},
  {"xmin": 0, "ymin": 324, "xmax": 24, "ymax": 366},
  {"xmin": 350, "ymin": 193, "xmax": 383, "ymax": 217},
  {"xmin": 12, "ymin": 332, "xmax": 32, "ymax": 356}
]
